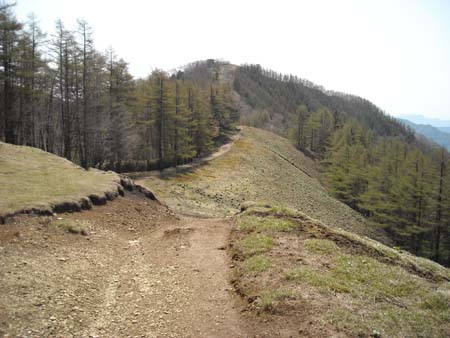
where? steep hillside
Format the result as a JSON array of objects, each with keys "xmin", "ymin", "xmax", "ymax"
[
  {"xmin": 399, "ymin": 118, "xmax": 450, "ymax": 150},
  {"xmin": 138, "ymin": 127, "xmax": 388, "ymax": 243},
  {"xmin": 230, "ymin": 204, "xmax": 450, "ymax": 338},
  {"xmin": 0, "ymin": 142, "xmax": 124, "ymax": 221}
]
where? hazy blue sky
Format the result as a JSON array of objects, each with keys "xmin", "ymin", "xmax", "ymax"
[{"xmin": 15, "ymin": 0, "xmax": 450, "ymax": 120}]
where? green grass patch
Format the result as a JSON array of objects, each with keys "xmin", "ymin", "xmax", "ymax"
[
  {"xmin": 53, "ymin": 219, "xmax": 89, "ymax": 235},
  {"xmin": 285, "ymin": 255, "xmax": 426, "ymax": 298},
  {"xmin": 330, "ymin": 255, "xmax": 424, "ymax": 299},
  {"xmin": 304, "ymin": 238, "xmax": 339, "ymax": 255},
  {"xmin": 237, "ymin": 215, "xmax": 296, "ymax": 232},
  {"xmin": 240, "ymin": 255, "xmax": 272, "ymax": 275},
  {"xmin": 236, "ymin": 234, "xmax": 274, "ymax": 257},
  {"xmin": 283, "ymin": 266, "xmax": 351, "ymax": 293},
  {"xmin": 285, "ymin": 255, "xmax": 450, "ymax": 337},
  {"xmin": 330, "ymin": 301, "xmax": 450, "ymax": 338}
]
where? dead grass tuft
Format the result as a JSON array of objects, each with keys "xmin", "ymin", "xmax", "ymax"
[
  {"xmin": 257, "ymin": 289, "xmax": 297, "ymax": 314},
  {"xmin": 53, "ymin": 219, "xmax": 89, "ymax": 236}
]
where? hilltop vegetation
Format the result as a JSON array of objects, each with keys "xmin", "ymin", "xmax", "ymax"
[
  {"xmin": 230, "ymin": 203, "xmax": 450, "ymax": 338},
  {"xmin": 139, "ymin": 127, "xmax": 387, "ymax": 242}
]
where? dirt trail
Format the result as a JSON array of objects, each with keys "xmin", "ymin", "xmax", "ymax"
[
  {"xmin": 0, "ymin": 132, "xmax": 263, "ymax": 337},
  {"xmin": 0, "ymin": 193, "xmax": 251, "ymax": 337}
]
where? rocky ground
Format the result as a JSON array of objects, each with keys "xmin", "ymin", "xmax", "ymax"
[{"xmin": 0, "ymin": 193, "xmax": 254, "ymax": 338}]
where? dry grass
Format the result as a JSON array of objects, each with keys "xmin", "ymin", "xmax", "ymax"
[
  {"xmin": 0, "ymin": 142, "xmax": 120, "ymax": 216},
  {"xmin": 53, "ymin": 219, "xmax": 89, "ymax": 235}
]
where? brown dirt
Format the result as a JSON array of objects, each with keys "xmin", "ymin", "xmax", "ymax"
[{"xmin": 0, "ymin": 192, "xmax": 253, "ymax": 338}]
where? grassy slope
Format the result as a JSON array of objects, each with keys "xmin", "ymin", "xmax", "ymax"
[
  {"xmin": 231, "ymin": 204, "xmax": 450, "ymax": 338},
  {"xmin": 0, "ymin": 142, "xmax": 120, "ymax": 216},
  {"xmin": 140, "ymin": 126, "xmax": 386, "ymax": 242}
]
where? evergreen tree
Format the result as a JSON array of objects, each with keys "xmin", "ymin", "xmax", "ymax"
[
  {"xmin": 0, "ymin": 3, "xmax": 21, "ymax": 142},
  {"xmin": 173, "ymin": 80, "xmax": 194, "ymax": 166}
]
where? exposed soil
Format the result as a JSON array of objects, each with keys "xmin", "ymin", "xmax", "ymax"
[{"xmin": 0, "ymin": 193, "xmax": 252, "ymax": 338}]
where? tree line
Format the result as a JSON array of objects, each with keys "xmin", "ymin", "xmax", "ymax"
[
  {"xmin": 324, "ymin": 119, "xmax": 450, "ymax": 265},
  {"xmin": 0, "ymin": 3, "xmax": 238, "ymax": 171},
  {"xmin": 287, "ymin": 105, "xmax": 450, "ymax": 265}
]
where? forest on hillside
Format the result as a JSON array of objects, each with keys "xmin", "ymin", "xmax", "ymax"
[
  {"xmin": 235, "ymin": 65, "xmax": 450, "ymax": 265},
  {"xmin": 0, "ymin": 4, "xmax": 238, "ymax": 172}
]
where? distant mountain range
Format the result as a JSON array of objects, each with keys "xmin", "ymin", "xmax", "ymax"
[
  {"xmin": 398, "ymin": 114, "xmax": 450, "ymax": 128},
  {"xmin": 398, "ymin": 118, "xmax": 450, "ymax": 150}
]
